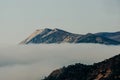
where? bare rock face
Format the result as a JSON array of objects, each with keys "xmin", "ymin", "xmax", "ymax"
[
  {"xmin": 43, "ymin": 54, "xmax": 120, "ymax": 80},
  {"xmin": 20, "ymin": 28, "xmax": 120, "ymax": 45}
]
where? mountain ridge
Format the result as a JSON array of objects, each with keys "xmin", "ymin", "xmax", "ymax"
[
  {"xmin": 20, "ymin": 28, "xmax": 120, "ymax": 45},
  {"xmin": 43, "ymin": 54, "xmax": 120, "ymax": 80}
]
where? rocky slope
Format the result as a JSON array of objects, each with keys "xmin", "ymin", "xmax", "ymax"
[
  {"xmin": 95, "ymin": 31, "xmax": 120, "ymax": 42},
  {"xmin": 20, "ymin": 28, "xmax": 120, "ymax": 45},
  {"xmin": 43, "ymin": 54, "xmax": 120, "ymax": 80}
]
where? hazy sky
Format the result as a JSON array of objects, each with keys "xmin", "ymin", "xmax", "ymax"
[{"xmin": 0, "ymin": 0, "xmax": 120, "ymax": 44}]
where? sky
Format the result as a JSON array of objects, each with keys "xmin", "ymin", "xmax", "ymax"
[{"xmin": 0, "ymin": 0, "xmax": 120, "ymax": 44}]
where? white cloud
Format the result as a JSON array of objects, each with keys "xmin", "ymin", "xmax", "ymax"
[{"xmin": 0, "ymin": 44, "xmax": 119, "ymax": 80}]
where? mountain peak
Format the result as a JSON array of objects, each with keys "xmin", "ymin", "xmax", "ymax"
[
  {"xmin": 44, "ymin": 28, "xmax": 52, "ymax": 31},
  {"xmin": 53, "ymin": 28, "xmax": 62, "ymax": 31},
  {"xmin": 20, "ymin": 29, "xmax": 120, "ymax": 45},
  {"xmin": 53, "ymin": 28, "xmax": 59, "ymax": 30},
  {"xmin": 36, "ymin": 28, "xmax": 63, "ymax": 33}
]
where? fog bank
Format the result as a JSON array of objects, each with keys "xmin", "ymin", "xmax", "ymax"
[{"xmin": 0, "ymin": 44, "xmax": 119, "ymax": 80}]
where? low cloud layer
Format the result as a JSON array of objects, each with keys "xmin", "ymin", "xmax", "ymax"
[{"xmin": 0, "ymin": 44, "xmax": 120, "ymax": 80}]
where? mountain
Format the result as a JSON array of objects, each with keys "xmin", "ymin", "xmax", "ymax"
[
  {"xmin": 20, "ymin": 28, "xmax": 81, "ymax": 44},
  {"xmin": 95, "ymin": 31, "xmax": 120, "ymax": 42},
  {"xmin": 43, "ymin": 54, "xmax": 120, "ymax": 80},
  {"xmin": 20, "ymin": 28, "xmax": 120, "ymax": 45},
  {"xmin": 76, "ymin": 33, "xmax": 120, "ymax": 45}
]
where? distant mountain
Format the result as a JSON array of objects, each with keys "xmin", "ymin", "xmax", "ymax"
[
  {"xmin": 43, "ymin": 54, "xmax": 120, "ymax": 80},
  {"xmin": 20, "ymin": 28, "xmax": 81, "ymax": 44},
  {"xmin": 76, "ymin": 33, "xmax": 120, "ymax": 45},
  {"xmin": 95, "ymin": 31, "xmax": 120, "ymax": 42},
  {"xmin": 20, "ymin": 28, "xmax": 120, "ymax": 45}
]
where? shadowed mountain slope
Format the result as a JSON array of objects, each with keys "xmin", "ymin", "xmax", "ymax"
[
  {"xmin": 20, "ymin": 28, "xmax": 120, "ymax": 45},
  {"xmin": 43, "ymin": 54, "xmax": 120, "ymax": 80},
  {"xmin": 95, "ymin": 31, "xmax": 120, "ymax": 42}
]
